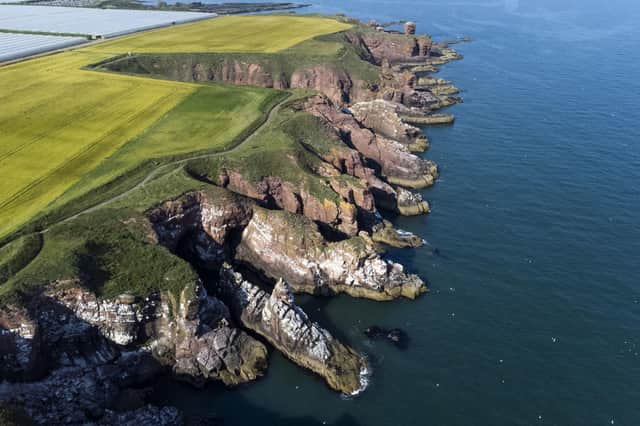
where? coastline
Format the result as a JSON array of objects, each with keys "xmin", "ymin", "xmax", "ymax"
[{"xmin": 0, "ymin": 14, "xmax": 466, "ymax": 424}]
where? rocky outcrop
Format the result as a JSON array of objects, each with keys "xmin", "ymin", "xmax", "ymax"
[
  {"xmin": 219, "ymin": 265, "xmax": 369, "ymax": 395},
  {"xmin": 379, "ymin": 59, "xmax": 441, "ymax": 109},
  {"xmin": 0, "ymin": 279, "xmax": 267, "ymax": 389},
  {"xmin": 301, "ymin": 95, "xmax": 439, "ymax": 189},
  {"xmin": 344, "ymin": 30, "xmax": 432, "ymax": 64},
  {"xmin": 167, "ymin": 284, "xmax": 268, "ymax": 387},
  {"xmin": 0, "ymin": 354, "xmax": 180, "ymax": 425},
  {"xmin": 195, "ymin": 59, "xmax": 288, "ymax": 89},
  {"xmin": 371, "ymin": 219, "xmax": 425, "ymax": 249},
  {"xmin": 349, "ymin": 99, "xmax": 424, "ymax": 145},
  {"xmin": 396, "ymin": 187, "xmax": 430, "ymax": 216},
  {"xmin": 235, "ymin": 207, "xmax": 426, "ymax": 300},
  {"xmin": 217, "ymin": 170, "xmax": 362, "ymax": 237}
]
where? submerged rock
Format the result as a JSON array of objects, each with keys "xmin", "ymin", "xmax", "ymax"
[
  {"xmin": 219, "ymin": 264, "xmax": 369, "ymax": 395},
  {"xmin": 364, "ymin": 326, "xmax": 409, "ymax": 349}
]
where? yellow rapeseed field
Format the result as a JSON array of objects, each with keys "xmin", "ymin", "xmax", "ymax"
[
  {"xmin": 0, "ymin": 15, "xmax": 351, "ymax": 238},
  {"xmin": 85, "ymin": 15, "xmax": 352, "ymax": 55},
  {"xmin": 0, "ymin": 51, "xmax": 193, "ymax": 237}
]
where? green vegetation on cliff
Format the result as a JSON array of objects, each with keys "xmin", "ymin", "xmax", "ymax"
[
  {"xmin": 98, "ymin": 31, "xmax": 380, "ymax": 86},
  {"xmin": 0, "ymin": 14, "xmax": 403, "ymax": 306},
  {"xmin": 186, "ymin": 99, "xmax": 364, "ymax": 205},
  {"xmin": 0, "ymin": 207, "xmax": 199, "ymax": 306},
  {"xmin": 0, "ymin": 234, "xmax": 42, "ymax": 285},
  {"xmin": 0, "ymin": 14, "xmax": 352, "ymax": 240}
]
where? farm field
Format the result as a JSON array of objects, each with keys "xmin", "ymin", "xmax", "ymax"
[
  {"xmin": 84, "ymin": 15, "xmax": 352, "ymax": 55},
  {"xmin": 0, "ymin": 15, "xmax": 351, "ymax": 239}
]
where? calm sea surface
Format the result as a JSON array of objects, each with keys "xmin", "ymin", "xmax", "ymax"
[{"xmin": 154, "ymin": 1, "xmax": 640, "ymax": 424}]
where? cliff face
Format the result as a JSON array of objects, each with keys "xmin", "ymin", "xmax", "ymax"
[
  {"xmin": 0, "ymin": 280, "xmax": 268, "ymax": 388},
  {"xmin": 290, "ymin": 65, "xmax": 355, "ymax": 105},
  {"xmin": 344, "ymin": 30, "xmax": 433, "ymax": 65},
  {"xmin": 99, "ymin": 26, "xmax": 452, "ymax": 111},
  {"xmin": 217, "ymin": 170, "xmax": 362, "ymax": 237},
  {"xmin": 301, "ymin": 95, "xmax": 439, "ymax": 189},
  {"xmin": 194, "ymin": 59, "xmax": 288, "ymax": 89},
  {"xmin": 219, "ymin": 265, "xmax": 368, "ymax": 395},
  {"xmin": 235, "ymin": 207, "xmax": 426, "ymax": 300},
  {"xmin": 0, "ymin": 354, "xmax": 180, "ymax": 425}
]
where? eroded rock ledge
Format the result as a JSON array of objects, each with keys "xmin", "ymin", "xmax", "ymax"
[
  {"xmin": 237, "ymin": 207, "xmax": 425, "ymax": 300},
  {"xmin": 219, "ymin": 265, "xmax": 368, "ymax": 394},
  {"xmin": 149, "ymin": 188, "xmax": 426, "ymax": 300}
]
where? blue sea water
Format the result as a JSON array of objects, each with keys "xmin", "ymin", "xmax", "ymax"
[{"xmin": 155, "ymin": 1, "xmax": 640, "ymax": 424}]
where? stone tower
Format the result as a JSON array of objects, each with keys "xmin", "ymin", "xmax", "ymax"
[{"xmin": 404, "ymin": 21, "xmax": 417, "ymax": 35}]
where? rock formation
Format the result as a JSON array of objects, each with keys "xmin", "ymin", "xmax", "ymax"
[
  {"xmin": 300, "ymin": 95, "xmax": 439, "ymax": 189},
  {"xmin": 235, "ymin": 207, "xmax": 426, "ymax": 300},
  {"xmin": 219, "ymin": 264, "xmax": 369, "ymax": 394},
  {"xmin": 0, "ymin": 280, "xmax": 268, "ymax": 388},
  {"xmin": 349, "ymin": 99, "xmax": 425, "ymax": 146},
  {"xmin": 0, "ymin": 16, "xmax": 469, "ymax": 423},
  {"xmin": 0, "ymin": 354, "xmax": 179, "ymax": 425}
]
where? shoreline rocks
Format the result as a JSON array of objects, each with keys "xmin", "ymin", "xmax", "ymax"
[
  {"xmin": 235, "ymin": 207, "xmax": 426, "ymax": 300},
  {"xmin": 364, "ymin": 326, "xmax": 409, "ymax": 349},
  {"xmin": 219, "ymin": 265, "xmax": 369, "ymax": 395},
  {"xmin": 0, "ymin": 16, "xmax": 468, "ymax": 423},
  {"xmin": 401, "ymin": 113, "xmax": 455, "ymax": 125}
]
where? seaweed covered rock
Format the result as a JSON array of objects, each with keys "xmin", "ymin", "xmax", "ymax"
[
  {"xmin": 219, "ymin": 265, "xmax": 369, "ymax": 394},
  {"xmin": 236, "ymin": 207, "xmax": 426, "ymax": 300}
]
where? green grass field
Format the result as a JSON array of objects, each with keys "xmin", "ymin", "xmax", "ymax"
[{"xmin": 0, "ymin": 15, "xmax": 351, "ymax": 239}]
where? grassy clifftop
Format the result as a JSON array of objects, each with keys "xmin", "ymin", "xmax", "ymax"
[
  {"xmin": 99, "ymin": 31, "xmax": 380, "ymax": 87},
  {"xmin": 0, "ymin": 15, "xmax": 352, "ymax": 239}
]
